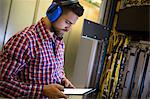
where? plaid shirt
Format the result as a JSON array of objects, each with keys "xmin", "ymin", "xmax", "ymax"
[{"xmin": 0, "ymin": 18, "xmax": 65, "ymax": 98}]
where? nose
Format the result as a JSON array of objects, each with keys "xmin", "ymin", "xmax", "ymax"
[
  {"xmin": 65, "ymin": 26, "xmax": 71, "ymax": 32},
  {"xmin": 67, "ymin": 23, "xmax": 71, "ymax": 28}
]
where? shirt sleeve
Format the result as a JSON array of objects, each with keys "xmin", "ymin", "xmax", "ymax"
[{"xmin": 0, "ymin": 34, "xmax": 43, "ymax": 98}]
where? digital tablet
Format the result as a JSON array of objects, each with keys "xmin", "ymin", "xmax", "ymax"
[{"xmin": 63, "ymin": 88, "xmax": 95, "ymax": 95}]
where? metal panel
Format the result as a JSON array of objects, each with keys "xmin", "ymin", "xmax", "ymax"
[
  {"xmin": 131, "ymin": 50, "xmax": 146, "ymax": 98},
  {"xmin": 82, "ymin": 19, "xmax": 110, "ymax": 40},
  {"xmin": 0, "ymin": 0, "xmax": 11, "ymax": 50},
  {"xmin": 141, "ymin": 52, "xmax": 150, "ymax": 99},
  {"xmin": 72, "ymin": 38, "xmax": 96, "ymax": 87},
  {"xmin": 121, "ymin": 48, "xmax": 138, "ymax": 99},
  {"xmin": 4, "ymin": 0, "xmax": 36, "ymax": 44}
]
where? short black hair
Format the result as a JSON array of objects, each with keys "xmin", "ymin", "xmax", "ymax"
[
  {"xmin": 53, "ymin": 0, "xmax": 84, "ymax": 17},
  {"xmin": 62, "ymin": 2, "xmax": 84, "ymax": 17}
]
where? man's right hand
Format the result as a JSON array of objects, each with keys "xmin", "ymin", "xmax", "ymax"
[{"xmin": 43, "ymin": 84, "xmax": 68, "ymax": 99}]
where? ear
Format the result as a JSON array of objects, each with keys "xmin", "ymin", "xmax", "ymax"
[{"xmin": 46, "ymin": 2, "xmax": 62, "ymax": 22}]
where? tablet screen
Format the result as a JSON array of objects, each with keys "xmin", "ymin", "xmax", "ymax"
[{"xmin": 63, "ymin": 88, "xmax": 93, "ymax": 95}]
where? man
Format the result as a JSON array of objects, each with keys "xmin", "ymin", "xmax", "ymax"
[{"xmin": 0, "ymin": 0, "xmax": 84, "ymax": 98}]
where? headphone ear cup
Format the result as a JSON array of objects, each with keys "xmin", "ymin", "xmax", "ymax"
[{"xmin": 46, "ymin": 3, "xmax": 62, "ymax": 22}]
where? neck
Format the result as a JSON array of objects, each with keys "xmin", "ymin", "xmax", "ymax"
[
  {"xmin": 43, "ymin": 17, "xmax": 55, "ymax": 41},
  {"xmin": 43, "ymin": 17, "xmax": 53, "ymax": 32},
  {"xmin": 42, "ymin": 17, "xmax": 63, "ymax": 41}
]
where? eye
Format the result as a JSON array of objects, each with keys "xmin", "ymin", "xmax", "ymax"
[{"xmin": 65, "ymin": 20, "xmax": 71, "ymax": 25}]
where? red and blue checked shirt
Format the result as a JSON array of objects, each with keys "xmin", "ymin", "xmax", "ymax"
[{"xmin": 0, "ymin": 18, "xmax": 65, "ymax": 98}]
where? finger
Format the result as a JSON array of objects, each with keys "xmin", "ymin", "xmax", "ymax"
[
  {"xmin": 58, "ymin": 91, "xmax": 68, "ymax": 99},
  {"xmin": 55, "ymin": 84, "xmax": 64, "ymax": 91},
  {"xmin": 65, "ymin": 81, "xmax": 70, "ymax": 87},
  {"xmin": 65, "ymin": 79, "xmax": 75, "ymax": 88},
  {"xmin": 61, "ymin": 79, "xmax": 65, "ymax": 87},
  {"xmin": 69, "ymin": 82, "xmax": 75, "ymax": 88}
]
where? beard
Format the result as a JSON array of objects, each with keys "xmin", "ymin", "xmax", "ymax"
[{"xmin": 51, "ymin": 25, "xmax": 64, "ymax": 38}]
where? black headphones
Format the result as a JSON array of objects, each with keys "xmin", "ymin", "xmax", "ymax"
[
  {"xmin": 46, "ymin": 0, "xmax": 79, "ymax": 22},
  {"xmin": 58, "ymin": 0, "xmax": 79, "ymax": 6}
]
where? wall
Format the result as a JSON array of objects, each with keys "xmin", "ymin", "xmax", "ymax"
[
  {"xmin": 0, "ymin": 0, "xmax": 11, "ymax": 50},
  {"xmin": 3, "ymin": 0, "xmax": 36, "ymax": 44}
]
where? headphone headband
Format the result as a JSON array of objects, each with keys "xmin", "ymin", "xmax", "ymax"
[
  {"xmin": 53, "ymin": 0, "xmax": 79, "ymax": 6},
  {"xmin": 59, "ymin": 0, "xmax": 79, "ymax": 6}
]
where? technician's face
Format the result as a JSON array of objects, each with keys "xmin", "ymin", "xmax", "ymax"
[{"xmin": 52, "ymin": 10, "xmax": 79, "ymax": 38}]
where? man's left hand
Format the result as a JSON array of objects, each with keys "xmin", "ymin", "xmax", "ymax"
[{"xmin": 62, "ymin": 78, "xmax": 75, "ymax": 88}]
